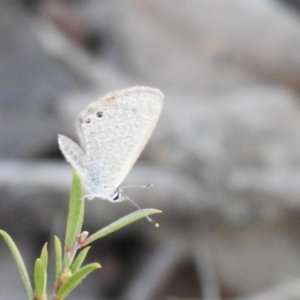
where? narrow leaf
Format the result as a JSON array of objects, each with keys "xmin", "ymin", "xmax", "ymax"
[
  {"xmin": 56, "ymin": 263, "xmax": 101, "ymax": 298},
  {"xmin": 70, "ymin": 247, "xmax": 91, "ymax": 274},
  {"xmin": 64, "ymin": 171, "xmax": 84, "ymax": 254},
  {"xmin": 0, "ymin": 230, "xmax": 33, "ymax": 300},
  {"xmin": 54, "ymin": 236, "xmax": 62, "ymax": 284},
  {"xmin": 85, "ymin": 209, "xmax": 162, "ymax": 245},
  {"xmin": 40, "ymin": 243, "xmax": 48, "ymax": 272},
  {"xmin": 34, "ymin": 259, "xmax": 46, "ymax": 299}
]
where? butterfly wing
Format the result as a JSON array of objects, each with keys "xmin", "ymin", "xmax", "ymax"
[
  {"xmin": 58, "ymin": 134, "xmax": 86, "ymax": 175},
  {"xmin": 76, "ymin": 86, "xmax": 164, "ymax": 191}
]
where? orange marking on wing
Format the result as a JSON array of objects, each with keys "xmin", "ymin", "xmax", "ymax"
[{"xmin": 104, "ymin": 95, "xmax": 115, "ymax": 104}]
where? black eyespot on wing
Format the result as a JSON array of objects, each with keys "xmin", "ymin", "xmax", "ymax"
[
  {"xmin": 85, "ymin": 118, "xmax": 91, "ymax": 124},
  {"xmin": 96, "ymin": 111, "xmax": 103, "ymax": 118}
]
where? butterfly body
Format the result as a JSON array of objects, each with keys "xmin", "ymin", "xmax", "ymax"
[{"xmin": 58, "ymin": 86, "xmax": 164, "ymax": 201}]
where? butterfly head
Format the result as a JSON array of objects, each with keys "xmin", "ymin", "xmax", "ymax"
[
  {"xmin": 83, "ymin": 187, "xmax": 125, "ymax": 203},
  {"xmin": 110, "ymin": 189, "xmax": 127, "ymax": 202}
]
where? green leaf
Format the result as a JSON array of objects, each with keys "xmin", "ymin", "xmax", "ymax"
[
  {"xmin": 56, "ymin": 263, "xmax": 101, "ymax": 298},
  {"xmin": 34, "ymin": 258, "xmax": 47, "ymax": 299},
  {"xmin": 0, "ymin": 230, "xmax": 33, "ymax": 300},
  {"xmin": 70, "ymin": 247, "xmax": 91, "ymax": 274},
  {"xmin": 40, "ymin": 243, "xmax": 48, "ymax": 272},
  {"xmin": 54, "ymin": 236, "xmax": 62, "ymax": 284},
  {"xmin": 64, "ymin": 171, "xmax": 84, "ymax": 256},
  {"xmin": 71, "ymin": 247, "xmax": 91, "ymax": 273},
  {"xmin": 85, "ymin": 209, "xmax": 162, "ymax": 245}
]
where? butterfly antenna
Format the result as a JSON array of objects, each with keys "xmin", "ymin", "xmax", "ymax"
[
  {"xmin": 121, "ymin": 183, "xmax": 153, "ymax": 189},
  {"xmin": 122, "ymin": 194, "xmax": 159, "ymax": 228}
]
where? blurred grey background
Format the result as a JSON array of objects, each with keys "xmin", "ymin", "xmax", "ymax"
[{"xmin": 1, "ymin": 0, "xmax": 300, "ymax": 299}]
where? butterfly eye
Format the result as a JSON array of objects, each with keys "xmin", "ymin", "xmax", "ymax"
[
  {"xmin": 85, "ymin": 118, "xmax": 91, "ymax": 124},
  {"xmin": 96, "ymin": 111, "xmax": 103, "ymax": 118},
  {"xmin": 113, "ymin": 192, "xmax": 120, "ymax": 201}
]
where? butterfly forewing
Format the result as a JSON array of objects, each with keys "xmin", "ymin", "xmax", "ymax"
[{"xmin": 77, "ymin": 86, "xmax": 164, "ymax": 191}]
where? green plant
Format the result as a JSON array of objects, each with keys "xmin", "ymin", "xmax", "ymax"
[{"xmin": 0, "ymin": 171, "xmax": 161, "ymax": 300}]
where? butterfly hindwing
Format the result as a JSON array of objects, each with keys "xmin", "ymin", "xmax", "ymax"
[{"xmin": 58, "ymin": 134, "xmax": 86, "ymax": 175}]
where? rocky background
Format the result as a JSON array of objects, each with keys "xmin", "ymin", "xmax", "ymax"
[{"xmin": 1, "ymin": 0, "xmax": 300, "ymax": 299}]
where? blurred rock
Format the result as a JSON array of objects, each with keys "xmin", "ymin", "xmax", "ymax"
[
  {"xmin": 0, "ymin": 1, "xmax": 127, "ymax": 158},
  {"xmin": 82, "ymin": 0, "xmax": 300, "ymax": 92},
  {"xmin": 3, "ymin": 0, "xmax": 300, "ymax": 158},
  {"xmin": 0, "ymin": 1, "xmax": 83, "ymax": 157},
  {"xmin": 210, "ymin": 220, "xmax": 300, "ymax": 296}
]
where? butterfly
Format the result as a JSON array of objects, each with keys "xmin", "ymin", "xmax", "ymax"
[{"xmin": 58, "ymin": 86, "xmax": 164, "ymax": 202}]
